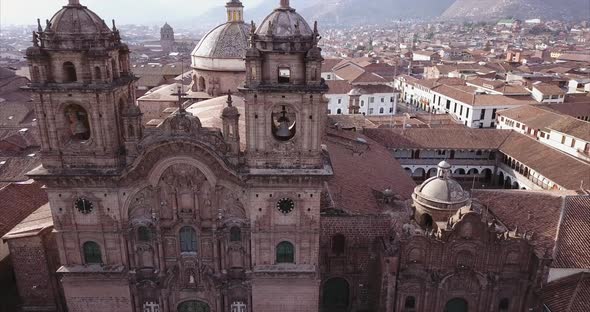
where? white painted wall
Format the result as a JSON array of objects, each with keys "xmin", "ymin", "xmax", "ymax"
[{"xmin": 327, "ymin": 92, "xmax": 397, "ymax": 116}]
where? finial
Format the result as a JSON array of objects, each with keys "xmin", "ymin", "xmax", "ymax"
[
  {"xmin": 37, "ymin": 19, "xmax": 43, "ymax": 32},
  {"xmin": 45, "ymin": 19, "xmax": 52, "ymax": 32},
  {"xmin": 112, "ymin": 19, "xmax": 117, "ymax": 31},
  {"xmin": 227, "ymin": 90, "xmax": 233, "ymax": 107},
  {"xmin": 32, "ymin": 32, "xmax": 39, "ymax": 47},
  {"xmin": 251, "ymin": 20, "xmax": 256, "ymax": 34},
  {"xmin": 314, "ymin": 21, "xmax": 318, "ymax": 34}
]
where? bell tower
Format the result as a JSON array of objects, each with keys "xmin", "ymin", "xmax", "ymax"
[
  {"xmin": 26, "ymin": 0, "xmax": 140, "ymax": 170},
  {"xmin": 240, "ymin": 1, "xmax": 330, "ymax": 311},
  {"xmin": 241, "ymin": 0, "xmax": 326, "ymax": 169}
]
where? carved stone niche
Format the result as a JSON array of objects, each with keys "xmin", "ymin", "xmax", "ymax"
[{"xmin": 156, "ymin": 164, "xmax": 211, "ymax": 221}]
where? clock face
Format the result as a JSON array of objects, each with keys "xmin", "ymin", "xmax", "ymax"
[
  {"xmin": 75, "ymin": 197, "xmax": 93, "ymax": 214},
  {"xmin": 276, "ymin": 198, "xmax": 295, "ymax": 214}
]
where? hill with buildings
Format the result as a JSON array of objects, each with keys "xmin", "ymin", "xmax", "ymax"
[{"xmin": 441, "ymin": 0, "xmax": 590, "ymax": 21}]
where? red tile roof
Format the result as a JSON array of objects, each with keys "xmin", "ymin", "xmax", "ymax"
[
  {"xmin": 473, "ymin": 189, "xmax": 565, "ymax": 256},
  {"xmin": 363, "ymin": 128, "xmax": 511, "ymax": 150},
  {"xmin": 499, "ymin": 132, "xmax": 590, "ymax": 190},
  {"xmin": 553, "ymin": 196, "xmax": 590, "ymax": 269},
  {"xmin": 542, "ymin": 272, "xmax": 590, "ymax": 312},
  {"xmin": 0, "ymin": 181, "xmax": 48, "ymax": 239},
  {"xmin": 324, "ymin": 130, "xmax": 416, "ymax": 215}
]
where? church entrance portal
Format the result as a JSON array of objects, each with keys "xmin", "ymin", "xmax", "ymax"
[
  {"xmin": 178, "ymin": 300, "xmax": 210, "ymax": 312},
  {"xmin": 444, "ymin": 298, "xmax": 468, "ymax": 312},
  {"xmin": 322, "ymin": 277, "xmax": 350, "ymax": 312}
]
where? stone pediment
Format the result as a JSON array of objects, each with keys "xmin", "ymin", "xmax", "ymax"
[
  {"xmin": 160, "ymin": 110, "xmax": 203, "ymax": 135},
  {"xmin": 139, "ymin": 110, "xmax": 228, "ymax": 156}
]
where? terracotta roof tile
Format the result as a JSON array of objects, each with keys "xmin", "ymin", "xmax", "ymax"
[
  {"xmin": 322, "ymin": 58, "xmax": 343, "ymax": 72},
  {"xmin": 324, "ymin": 130, "xmax": 416, "ymax": 215},
  {"xmin": 542, "ymin": 272, "xmax": 590, "ymax": 312},
  {"xmin": 472, "ymin": 189, "xmax": 564, "ymax": 256},
  {"xmin": 363, "ymin": 128, "xmax": 511, "ymax": 150},
  {"xmin": 499, "ymin": 132, "xmax": 590, "ymax": 190},
  {"xmin": 553, "ymin": 196, "xmax": 590, "ymax": 269},
  {"xmin": 0, "ymin": 181, "xmax": 48, "ymax": 238}
]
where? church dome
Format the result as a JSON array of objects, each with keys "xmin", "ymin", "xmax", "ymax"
[
  {"xmin": 256, "ymin": 1, "xmax": 313, "ymax": 38},
  {"xmin": 191, "ymin": 22, "xmax": 250, "ymax": 71},
  {"xmin": 411, "ymin": 161, "xmax": 471, "ymax": 228},
  {"xmin": 48, "ymin": 1, "xmax": 111, "ymax": 34},
  {"xmin": 414, "ymin": 161, "xmax": 470, "ymax": 207}
]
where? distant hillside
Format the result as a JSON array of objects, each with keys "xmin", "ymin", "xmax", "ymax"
[
  {"xmin": 189, "ymin": 0, "xmax": 454, "ymax": 30},
  {"xmin": 300, "ymin": 0, "xmax": 455, "ymax": 25},
  {"xmin": 188, "ymin": 0, "xmax": 317, "ymax": 30},
  {"xmin": 441, "ymin": 0, "xmax": 590, "ymax": 21}
]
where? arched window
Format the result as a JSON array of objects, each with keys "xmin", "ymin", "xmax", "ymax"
[
  {"xmin": 499, "ymin": 298, "xmax": 510, "ymax": 311},
  {"xmin": 404, "ymin": 296, "xmax": 416, "ymax": 309},
  {"xmin": 278, "ymin": 67, "xmax": 291, "ymax": 83},
  {"xmin": 421, "ymin": 213, "xmax": 433, "ymax": 228},
  {"xmin": 179, "ymin": 226, "xmax": 197, "ymax": 253},
  {"xmin": 63, "ymin": 62, "xmax": 77, "ymax": 82},
  {"xmin": 198, "ymin": 76, "xmax": 206, "ymax": 91},
  {"xmin": 276, "ymin": 241, "xmax": 294, "ymax": 263},
  {"xmin": 379, "ymin": 107, "xmax": 384, "ymax": 114},
  {"xmin": 138, "ymin": 226, "xmax": 151, "ymax": 241},
  {"xmin": 331, "ymin": 234, "xmax": 345, "ymax": 255},
  {"xmin": 336, "ymin": 108, "xmax": 342, "ymax": 115},
  {"xmin": 230, "ymin": 226, "xmax": 241, "ymax": 242},
  {"xmin": 64, "ymin": 104, "xmax": 91, "ymax": 141},
  {"xmin": 83, "ymin": 241, "xmax": 102, "ymax": 264}
]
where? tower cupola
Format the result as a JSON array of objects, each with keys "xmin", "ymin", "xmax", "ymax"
[{"xmin": 226, "ymin": 0, "xmax": 244, "ymax": 23}]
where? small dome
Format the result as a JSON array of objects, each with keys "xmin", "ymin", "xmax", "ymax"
[
  {"xmin": 48, "ymin": 2, "xmax": 111, "ymax": 34},
  {"xmin": 256, "ymin": 3, "xmax": 313, "ymax": 38},
  {"xmin": 418, "ymin": 178, "xmax": 468, "ymax": 204},
  {"xmin": 415, "ymin": 161, "xmax": 469, "ymax": 205},
  {"xmin": 192, "ymin": 23, "xmax": 250, "ymax": 59}
]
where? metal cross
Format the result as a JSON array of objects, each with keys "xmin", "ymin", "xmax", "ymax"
[{"xmin": 171, "ymin": 85, "xmax": 188, "ymax": 113}]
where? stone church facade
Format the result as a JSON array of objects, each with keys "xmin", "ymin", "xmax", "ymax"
[{"xmin": 22, "ymin": 1, "xmax": 546, "ymax": 312}]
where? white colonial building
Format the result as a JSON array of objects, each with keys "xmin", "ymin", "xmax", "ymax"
[
  {"xmin": 497, "ymin": 105, "xmax": 590, "ymax": 162},
  {"xmin": 326, "ymin": 81, "xmax": 397, "ymax": 116}
]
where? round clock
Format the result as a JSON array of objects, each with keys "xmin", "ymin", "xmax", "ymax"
[
  {"xmin": 75, "ymin": 197, "xmax": 93, "ymax": 214},
  {"xmin": 276, "ymin": 198, "xmax": 295, "ymax": 214}
]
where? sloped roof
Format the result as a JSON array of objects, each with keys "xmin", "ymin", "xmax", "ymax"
[
  {"xmin": 0, "ymin": 181, "xmax": 48, "ymax": 239},
  {"xmin": 324, "ymin": 130, "xmax": 416, "ymax": 215},
  {"xmin": 473, "ymin": 189, "xmax": 565, "ymax": 256},
  {"xmin": 542, "ymin": 272, "xmax": 590, "ymax": 312},
  {"xmin": 3, "ymin": 203, "xmax": 53, "ymax": 240},
  {"xmin": 499, "ymin": 132, "xmax": 590, "ymax": 190},
  {"xmin": 363, "ymin": 128, "xmax": 511, "ymax": 150},
  {"xmin": 553, "ymin": 196, "xmax": 590, "ymax": 269}
]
